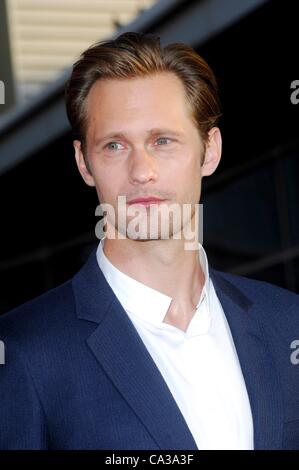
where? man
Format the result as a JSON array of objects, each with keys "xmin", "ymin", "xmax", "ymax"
[{"xmin": 0, "ymin": 32, "xmax": 298, "ymax": 450}]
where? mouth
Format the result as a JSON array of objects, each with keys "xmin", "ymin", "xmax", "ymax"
[{"xmin": 127, "ymin": 197, "xmax": 167, "ymax": 207}]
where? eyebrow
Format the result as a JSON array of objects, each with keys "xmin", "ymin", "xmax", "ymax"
[{"xmin": 94, "ymin": 128, "xmax": 184, "ymax": 146}]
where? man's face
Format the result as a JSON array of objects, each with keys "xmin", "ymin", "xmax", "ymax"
[{"xmin": 74, "ymin": 72, "xmax": 221, "ymax": 241}]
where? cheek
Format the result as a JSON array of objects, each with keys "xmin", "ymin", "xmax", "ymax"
[
  {"xmin": 180, "ymin": 153, "xmax": 202, "ymax": 184},
  {"xmin": 180, "ymin": 157, "xmax": 202, "ymax": 201},
  {"xmin": 93, "ymin": 169, "xmax": 122, "ymax": 204},
  {"xmin": 180, "ymin": 144, "xmax": 202, "ymax": 168},
  {"xmin": 92, "ymin": 173, "xmax": 110, "ymax": 202}
]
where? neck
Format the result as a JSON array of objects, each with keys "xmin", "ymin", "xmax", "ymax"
[{"xmin": 102, "ymin": 234, "xmax": 206, "ymax": 324}]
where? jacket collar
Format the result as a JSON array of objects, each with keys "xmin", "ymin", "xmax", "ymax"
[{"xmin": 72, "ymin": 247, "xmax": 283, "ymax": 450}]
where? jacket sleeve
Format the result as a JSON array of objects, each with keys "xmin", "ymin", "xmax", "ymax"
[{"xmin": 0, "ymin": 336, "xmax": 49, "ymax": 449}]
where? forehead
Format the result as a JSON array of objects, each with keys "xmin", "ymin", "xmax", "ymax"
[{"xmin": 85, "ymin": 72, "xmax": 192, "ymax": 126}]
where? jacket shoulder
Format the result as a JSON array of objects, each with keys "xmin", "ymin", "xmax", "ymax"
[
  {"xmin": 0, "ymin": 279, "xmax": 75, "ymax": 343},
  {"xmin": 212, "ymin": 269, "xmax": 298, "ymax": 300},
  {"xmin": 211, "ymin": 268, "xmax": 299, "ymax": 326}
]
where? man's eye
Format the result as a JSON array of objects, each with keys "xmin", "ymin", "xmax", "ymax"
[
  {"xmin": 156, "ymin": 137, "xmax": 171, "ymax": 145},
  {"xmin": 105, "ymin": 142, "xmax": 123, "ymax": 151}
]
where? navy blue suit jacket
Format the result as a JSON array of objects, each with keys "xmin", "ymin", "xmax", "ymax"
[{"xmin": 0, "ymin": 246, "xmax": 299, "ymax": 449}]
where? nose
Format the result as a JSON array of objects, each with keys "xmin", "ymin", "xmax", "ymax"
[{"xmin": 128, "ymin": 147, "xmax": 158, "ymax": 185}]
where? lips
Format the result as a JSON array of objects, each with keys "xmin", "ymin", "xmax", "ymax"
[{"xmin": 128, "ymin": 197, "xmax": 166, "ymax": 204}]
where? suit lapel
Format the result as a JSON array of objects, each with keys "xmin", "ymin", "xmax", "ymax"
[
  {"xmin": 209, "ymin": 268, "xmax": 284, "ymax": 449},
  {"xmin": 72, "ymin": 246, "xmax": 283, "ymax": 450},
  {"xmin": 72, "ymin": 247, "xmax": 197, "ymax": 450}
]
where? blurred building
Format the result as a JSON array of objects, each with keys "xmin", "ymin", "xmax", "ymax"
[
  {"xmin": 0, "ymin": 0, "xmax": 298, "ymax": 314},
  {"xmin": 6, "ymin": 0, "xmax": 156, "ymax": 101}
]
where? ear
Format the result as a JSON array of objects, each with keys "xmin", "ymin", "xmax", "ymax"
[
  {"xmin": 73, "ymin": 140, "xmax": 95, "ymax": 187},
  {"xmin": 201, "ymin": 127, "xmax": 222, "ymax": 177}
]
